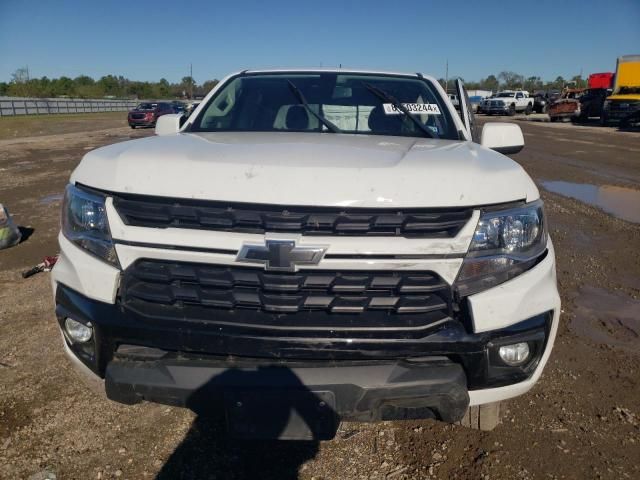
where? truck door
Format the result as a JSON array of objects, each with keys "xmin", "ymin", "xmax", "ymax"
[{"xmin": 455, "ymin": 78, "xmax": 479, "ymax": 142}]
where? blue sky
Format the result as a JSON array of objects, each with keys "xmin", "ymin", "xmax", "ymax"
[{"xmin": 1, "ymin": 0, "xmax": 638, "ymax": 84}]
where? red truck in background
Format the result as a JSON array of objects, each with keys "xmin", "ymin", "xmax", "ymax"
[
  {"xmin": 547, "ymin": 73, "xmax": 615, "ymax": 122},
  {"xmin": 588, "ymin": 73, "xmax": 614, "ymax": 90},
  {"xmin": 127, "ymin": 102, "xmax": 175, "ymax": 129}
]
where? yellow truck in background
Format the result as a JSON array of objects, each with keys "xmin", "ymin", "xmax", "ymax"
[{"xmin": 602, "ymin": 55, "xmax": 640, "ymax": 127}]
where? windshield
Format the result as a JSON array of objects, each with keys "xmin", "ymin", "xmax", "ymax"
[
  {"xmin": 619, "ymin": 86, "xmax": 640, "ymax": 95},
  {"xmin": 136, "ymin": 103, "xmax": 157, "ymax": 110},
  {"xmin": 497, "ymin": 92, "xmax": 515, "ymax": 98},
  {"xmin": 189, "ymin": 72, "xmax": 459, "ymax": 139}
]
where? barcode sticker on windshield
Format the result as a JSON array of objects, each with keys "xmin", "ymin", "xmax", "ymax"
[{"xmin": 383, "ymin": 103, "xmax": 441, "ymax": 115}]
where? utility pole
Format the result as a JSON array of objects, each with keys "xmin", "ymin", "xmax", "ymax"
[
  {"xmin": 579, "ymin": 67, "xmax": 583, "ymax": 87},
  {"xmin": 445, "ymin": 59, "xmax": 449, "ymax": 92}
]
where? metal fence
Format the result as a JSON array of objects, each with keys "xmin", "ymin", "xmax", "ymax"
[{"xmin": 0, "ymin": 97, "xmax": 140, "ymax": 116}]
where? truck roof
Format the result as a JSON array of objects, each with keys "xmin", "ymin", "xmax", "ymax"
[
  {"xmin": 618, "ymin": 55, "xmax": 640, "ymax": 63},
  {"xmin": 240, "ymin": 67, "xmax": 436, "ymax": 81},
  {"xmin": 613, "ymin": 55, "xmax": 640, "ymax": 94}
]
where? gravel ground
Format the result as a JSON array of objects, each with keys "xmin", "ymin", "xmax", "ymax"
[{"xmin": 0, "ymin": 115, "xmax": 639, "ymax": 480}]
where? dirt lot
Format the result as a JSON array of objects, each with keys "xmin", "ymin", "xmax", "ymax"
[
  {"xmin": 0, "ymin": 114, "xmax": 639, "ymax": 480},
  {"xmin": 0, "ymin": 112, "xmax": 128, "ymax": 141}
]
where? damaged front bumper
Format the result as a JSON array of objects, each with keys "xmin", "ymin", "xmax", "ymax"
[{"xmin": 54, "ymin": 281, "xmax": 554, "ymax": 438}]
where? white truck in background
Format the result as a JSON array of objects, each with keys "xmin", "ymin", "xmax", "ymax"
[{"xmin": 482, "ymin": 90, "xmax": 534, "ymax": 116}]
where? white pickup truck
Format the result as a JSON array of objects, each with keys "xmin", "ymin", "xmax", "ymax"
[
  {"xmin": 482, "ymin": 90, "xmax": 534, "ymax": 115},
  {"xmin": 51, "ymin": 69, "xmax": 559, "ymax": 439}
]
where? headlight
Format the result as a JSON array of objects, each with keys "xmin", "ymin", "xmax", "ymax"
[
  {"xmin": 62, "ymin": 184, "xmax": 119, "ymax": 267},
  {"xmin": 455, "ymin": 200, "xmax": 547, "ymax": 296}
]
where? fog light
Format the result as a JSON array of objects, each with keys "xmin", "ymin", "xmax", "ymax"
[
  {"xmin": 64, "ymin": 318, "xmax": 93, "ymax": 343},
  {"xmin": 498, "ymin": 342, "xmax": 530, "ymax": 366}
]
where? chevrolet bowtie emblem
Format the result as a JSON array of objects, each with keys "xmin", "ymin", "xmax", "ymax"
[{"xmin": 236, "ymin": 239, "xmax": 327, "ymax": 272}]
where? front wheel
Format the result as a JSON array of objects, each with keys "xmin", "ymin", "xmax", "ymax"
[
  {"xmin": 525, "ymin": 104, "xmax": 533, "ymax": 115},
  {"xmin": 130, "ymin": 125, "xmax": 136, "ymax": 129},
  {"xmin": 458, "ymin": 402, "xmax": 501, "ymax": 431},
  {"xmin": 600, "ymin": 114, "xmax": 610, "ymax": 127}
]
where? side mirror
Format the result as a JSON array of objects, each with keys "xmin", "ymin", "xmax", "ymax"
[
  {"xmin": 480, "ymin": 122, "xmax": 524, "ymax": 154},
  {"xmin": 155, "ymin": 113, "xmax": 184, "ymax": 135}
]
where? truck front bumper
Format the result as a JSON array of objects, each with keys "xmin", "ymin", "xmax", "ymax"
[
  {"xmin": 128, "ymin": 120, "xmax": 156, "ymax": 127},
  {"xmin": 105, "ymin": 354, "xmax": 469, "ymax": 439},
  {"xmin": 54, "ymin": 279, "xmax": 555, "ymax": 438},
  {"xmin": 484, "ymin": 106, "xmax": 510, "ymax": 115}
]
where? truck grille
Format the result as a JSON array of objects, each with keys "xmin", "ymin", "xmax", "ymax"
[
  {"xmin": 120, "ymin": 259, "xmax": 453, "ymax": 341},
  {"xmin": 609, "ymin": 101, "xmax": 640, "ymax": 112},
  {"xmin": 112, "ymin": 194, "xmax": 473, "ymax": 238}
]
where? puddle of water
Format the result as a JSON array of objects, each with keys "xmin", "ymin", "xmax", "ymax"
[
  {"xmin": 39, "ymin": 193, "xmax": 63, "ymax": 205},
  {"xmin": 541, "ymin": 180, "xmax": 640, "ymax": 224},
  {"xmin": 571, "ymin": 286, "xmax": 640, "ymax": 353}
]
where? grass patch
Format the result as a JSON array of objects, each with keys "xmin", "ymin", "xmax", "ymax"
[{"xmin": 0, "ymin": 111, "xmax": 129, "ymax": 140}]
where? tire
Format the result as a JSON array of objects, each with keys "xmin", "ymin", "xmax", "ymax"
[
  {"xmin": 458, "ymin": 402, "xmax": 501, "ymax": 431},
  {"xmin": 508, "ymin": 104, "xmax": 516, "ymax": 116},
  {"xmin": 130, "ymin": 125, "xmax": 136, "ymax": 129},
  {"xmin": 550, "ymin": 116, "xmax": 558, "ymax": 122},
  {"xmin": 600, "ymin": 113, "xmax": 610, "ymax": 127},
  {"xmin": 525, "ymin": 104, "xmax": 532, "ymax": 115}
]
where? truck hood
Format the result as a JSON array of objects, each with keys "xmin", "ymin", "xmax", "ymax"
[{"xmin": 71, "ymin": 132, "xmax": 539, "ymax": 208}]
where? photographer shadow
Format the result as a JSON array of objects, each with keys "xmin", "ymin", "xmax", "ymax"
[{"xmin": 156, "ymin": 366, "xmax": 338, "ymax": 480}]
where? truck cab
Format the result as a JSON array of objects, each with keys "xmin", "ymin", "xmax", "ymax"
[{"xmin": 602, "ymin": 55, "xmax": 640, "ymax": 127}]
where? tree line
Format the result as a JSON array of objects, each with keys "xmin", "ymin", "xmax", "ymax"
[
  {"xmin": 1, "ymin": 67, "xmax": 589, "ymax": 99},
  {"xmin": 439, "ymin": 71, "xmax": 588, "ymax": 93},
  {"xmin": 0, "ymin": 67, "xmax": 219, "ymax": 99}
]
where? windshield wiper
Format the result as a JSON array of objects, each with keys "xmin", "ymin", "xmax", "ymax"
[
  {"xmin": 287, "ymin": 80, "xmax": 341, "ymax": 133},
  {"xmin": 362, "ymin": 82, "xmax": 436, "ymax": 139}
]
